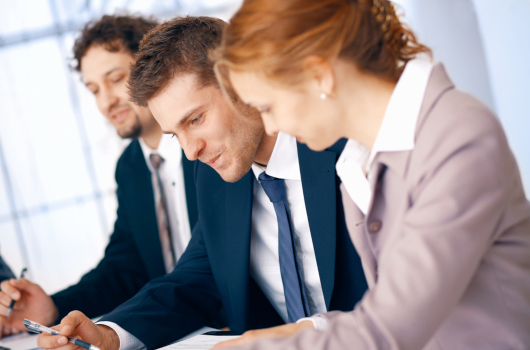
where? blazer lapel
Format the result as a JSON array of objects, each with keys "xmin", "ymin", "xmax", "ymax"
[
  {"xmin": 224, "ymin": 171, "xmax": 254, "ymax": 329},
  {"xmin": 340, "ymin": 183, "xmax": 376, "ymax": 288},
  {"xmin": 416, "ymin": 63, "xmax": 455, "ymax": 135},
  {"xmin": 367, "ymin": 62, "xmax": 456, "ymax": 211},
  {"xmin": 365, "ymin": 63, "xmax": 456, "ymax": 215},
  {"xmin": 297, "ymin": 143, "xmax": 337, "ymax": 309}
]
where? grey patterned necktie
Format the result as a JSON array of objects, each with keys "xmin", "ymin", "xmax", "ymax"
[{"xmin": 150, "ymin": 153, "xmax": 176, "ymax": 273}]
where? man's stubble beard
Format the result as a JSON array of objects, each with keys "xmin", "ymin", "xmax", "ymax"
[
  {"xmin": 218, "ymin": 105, "xmax": 265, "ymax": 183},
  {"xmin": 116, "ymin": 114, "xmax": 142, "ymax": 139}
]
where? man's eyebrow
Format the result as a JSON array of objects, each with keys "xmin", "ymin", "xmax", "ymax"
[
  {"xmin": 103, "ymin": 67, "xmax": 122, "ymax": 77},
  {"xmin": 83, "ymin": 67, "xmax": 123, "ymax": 86},
  {"xmin": 161, "ymin": 105, "xmax": 203, "ymax": 134},
  {"xmin": 176, "ymin": 105, "xmax": 204, "ymax": 129}
]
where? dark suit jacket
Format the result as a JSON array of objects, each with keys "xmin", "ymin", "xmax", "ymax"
[
  {"xmin": 0, "ymin": 255, "xmax": 15, "ymax": 282},
  {"xmin": 101, "ymin": 141, "xmax": 367, "ymax": 350},
  {"xmin": 51, "ymin": 139, "xmax": 198, "ymax": 321}
]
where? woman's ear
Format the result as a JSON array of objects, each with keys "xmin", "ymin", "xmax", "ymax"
[{"xmin": 303, "ymin": 55, "xmax": 335, "ymax": 98}]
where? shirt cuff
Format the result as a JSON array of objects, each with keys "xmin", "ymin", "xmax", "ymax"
[
  {"xmin": 296, "ymin": 316, "xmax": 330, "ymax": 331},
  {"xmin": 97, "ymin": 321, "xmax": 146, "ymax": 350}
]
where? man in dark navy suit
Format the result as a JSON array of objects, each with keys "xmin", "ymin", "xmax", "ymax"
[
  {"xmin": 0, "ymin": 15, "xmax": 198, "ymax": 336},
  {"xmin": 36, "ymin": 16, "xmax": 367, "ymax": 350}
]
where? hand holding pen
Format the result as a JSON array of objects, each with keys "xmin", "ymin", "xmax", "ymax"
[
  {"xmin": 0, "ymin": 268, "xmax": 26, "ymax": 338},
  {"xmin": 35, "ymin": 311, "xmax": 120, "ymax": 350},
  {"xmin": 25, "ymin": 319, "xmax": 100, "ymax": 350},
  {"xmin": 0, "ymin": 268, "xmax": 59, "ymax": 337}
]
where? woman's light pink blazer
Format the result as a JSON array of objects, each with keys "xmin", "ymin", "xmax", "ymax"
[{"xmin": 233, "ymin": 63, "xmax": 530, "ymax": 350}]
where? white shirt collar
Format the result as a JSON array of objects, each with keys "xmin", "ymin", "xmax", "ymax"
[
  {"xmin": 367, "ymin": 56, "xmax": 434, "ymax": 169},
  {"xmin": 251, "ymin": 132, "xmax": 301, "ymax": 181},
  {"xmin": 139, "ymin": 133, "xmax": 183, "ymax": 172},
  {"xmin": 336, "ymin": 57, "xmax": 434, "ymax": 214}
]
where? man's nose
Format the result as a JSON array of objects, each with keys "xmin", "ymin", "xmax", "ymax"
[
  {"xmin": 100, "ymin": 87, "xmax": 119, "ymax": 113},
  {"xmin": 181, "ymin": 135, "xmax": 205, "ymax": 162}
]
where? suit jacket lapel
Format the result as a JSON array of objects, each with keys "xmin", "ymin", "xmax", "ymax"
[
  {"xmin": 297, "ymin": 143, "xmax": 337, "ymax": 309},
  {"xmin": 124, "ymin": 140, "xmax": 166, "ymax": 279},
  {"xmin": 340, "ymin": 183, "xmax": 376, "ymax": 288},
  {"xmin": 224, "ymin": 171, "xmax": 254, "ymax": 329},
  {"xmin": 416, "ymin": 63, "xmax": 455, "ymax": 136},
  {"xmin": 368, "ymin": 62, "xmax": 456, "ymax": 208},
  {"xmin": 359, "ymin": 63, "xmax": 457, "ymax": 285}
]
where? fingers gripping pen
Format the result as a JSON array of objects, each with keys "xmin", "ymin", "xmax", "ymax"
[{"xmin": 24, "ymin": 319, "xmax": 101, "ymax": 350}]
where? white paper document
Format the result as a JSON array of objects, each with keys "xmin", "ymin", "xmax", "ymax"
[
  {"xmin": 160, "ymin": 334, "xmax": 240, "ymax": 350},
  {"xmin": 0, "ymin": 332, "xmax": 40, "ymax": 350}
]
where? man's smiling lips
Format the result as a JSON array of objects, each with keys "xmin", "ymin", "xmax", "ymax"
[
  {"xmin": 110, "ymin": 108, "xmax": 130, "ymax": 123},
  {"xmin": 204, "ymin": 154, "xmax": 221, "ymax": 167}
]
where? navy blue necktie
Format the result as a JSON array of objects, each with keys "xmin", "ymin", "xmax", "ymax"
[{"xmin": 258, "ymin": 172, "xmax": 310, "ymax": 323}]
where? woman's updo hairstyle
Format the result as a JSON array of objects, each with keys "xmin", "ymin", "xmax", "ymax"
[{"xmin": 215, "ymin": 0, "xmax": 431, "ymax": 88}]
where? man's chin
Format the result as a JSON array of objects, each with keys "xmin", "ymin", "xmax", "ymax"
[
  {"xmin": 214, "ymin": 161, "xmax": 252, "ymax": 183},
  {"xmin": 216, "ymin": 168, "xmax": 245, "ymax": 183},
  {"xmin": 117, "ymin": 125, "xmax": 142, "ymax": 139}
]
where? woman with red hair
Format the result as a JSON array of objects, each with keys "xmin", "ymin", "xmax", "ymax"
[{"xmin": 213, "ymin": 0, "xmax": 530, "ymax": 349}]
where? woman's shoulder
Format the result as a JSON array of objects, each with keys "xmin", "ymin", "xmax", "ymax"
[
  {"xmin": 406, "ymin": 84, "xmax": 520, "ymax": 197},
  {"xmin": 420, "ymin": 86, "xmax": 504, "ymax": 148},
  {"xmin": 413, "ymin": 84, "xmax": 509, "ymax": 165}
]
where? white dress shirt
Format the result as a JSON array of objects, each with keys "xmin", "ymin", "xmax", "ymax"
[
  {"xmin": 249, "ymin": 131, "xmax": 327, "ymax": 322},
  {"xmin": 138, "ymin": 134, "xmax": 191, "ymax": 266},
  {"xmin": 100, "ymin": 132, "xmax": 327, "ymax": 350}
]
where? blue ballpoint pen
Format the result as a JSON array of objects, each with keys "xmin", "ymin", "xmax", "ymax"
[
  {"xmin": 6, "ymin": 267, "xmax": 27, "ymax": 318},
  {"xmin": 23, "ymin": 319, "xmax": 101, "ymax": 350}
]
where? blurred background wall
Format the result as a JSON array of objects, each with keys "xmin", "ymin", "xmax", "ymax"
[
  {"xmin": 393, "ymin": 0, "xmax": 530, "ymax": 195},
  {"xmin": 0, "ymin": 0, "xmax": 528, "ymax": 294}
]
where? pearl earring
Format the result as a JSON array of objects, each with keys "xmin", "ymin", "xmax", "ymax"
[{"xmin": 320, "ymin": 92, "xmax": 327, "ymax": 100}]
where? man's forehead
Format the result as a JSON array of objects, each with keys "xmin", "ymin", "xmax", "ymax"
[
  {"xmin": 81, "ymin": 45, "xmax": 134, "ymax": 79},
  {"xmin": 149, "ymin": 74, "xmax": 203, "ymax": 114},
  {"xmin": 155, "ymin": 72, "xmax": 213, "ymax": 105}
]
